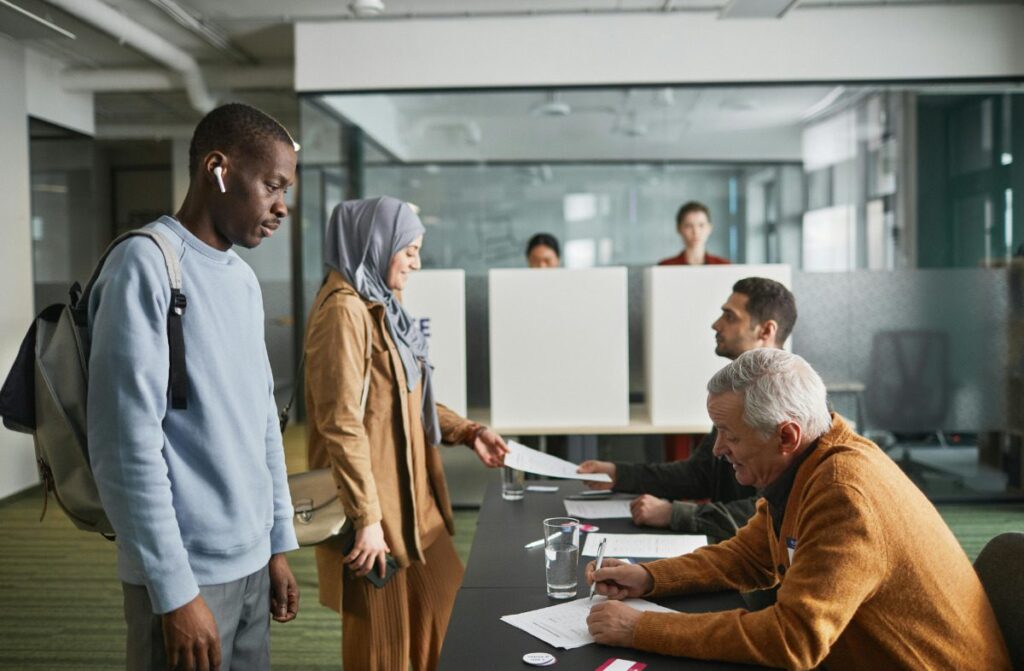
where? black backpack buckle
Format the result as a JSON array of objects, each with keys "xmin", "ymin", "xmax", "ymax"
[{"xmin": 171, "ymin": 290, "xmax": 187, "ymax": 316}]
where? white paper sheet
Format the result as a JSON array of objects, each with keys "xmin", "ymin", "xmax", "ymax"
[
  {"xmin": 504, "ymin": 440, "xmax": 612, "ymax": 482},
  {"xmin": 500, "ymin": 597, "xmax": 675, "ymax": 650},
  {"xmin": 563, "ymin": 498, "xmax": 632, "ymax": 519},
  {"xmin": 582, "ymin": 532, "xmax": 708, "ymax": 558}
]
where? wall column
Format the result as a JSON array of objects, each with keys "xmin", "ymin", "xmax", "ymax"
[
  {"xmin": 171, "ymin": 137, "xmax": 190, "ymax": 209},
  {"xmin": 0, "ymin": 35, "xmax": 41, "ymax": 499}
]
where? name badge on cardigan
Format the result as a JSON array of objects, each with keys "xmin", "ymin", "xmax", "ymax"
[{"xmin": 786, "ymin": 537, "xmax": 798, "ymax": 563}]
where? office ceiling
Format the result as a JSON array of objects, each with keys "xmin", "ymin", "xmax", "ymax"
[
  {"xmin": 0, "ymin": 0, "xmax": 1018, "ymax": 159},
  {"xmin": 321, "ymin": 86, "xmax": 840, "ymax": 162},
  {"xmin": 8, "ymin": 0, "xmax": 1015, "ymax": 69}
]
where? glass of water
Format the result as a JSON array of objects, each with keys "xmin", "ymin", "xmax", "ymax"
[
  {"xmin": 501, "ymin": 467, "xmax": 525, "ymax": 501},
  {"xmin": 543, "ymin": 517, "xmax": 580, "ymax": 599}
]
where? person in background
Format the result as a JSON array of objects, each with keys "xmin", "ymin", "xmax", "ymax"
[
  {"xmin": 88, "ymin": 103, "xmax": 300, "ymax": 671},
  {"xmin": 526, "ymin": 232, "xmax": 561, "ymax": 268},
  {"xmin": 658, "ymin": 201, "xmax": 729, "ymax": 266},
  {"xmin": 585, "ymin": 349, "xmax": 1011, "ymax": 671},
  {"xmin": 304, "ymin": 196, "xmax": 508, "ymax": 671},
  {"xmin": 656, "ymin": 200, "xmax": 729, "ymax": 483},
  {"xmin": 579, "ymin": 277, "xmax": 796, "ymax": 542}
]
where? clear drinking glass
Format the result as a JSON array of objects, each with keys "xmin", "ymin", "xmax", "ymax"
[
  {"xmin": 501, "ymin": 466, "xmax": 525, "ymax": 501},
  {"xmin": 543, "ymin": 517, "xmax": 580, "ymax": 599}
]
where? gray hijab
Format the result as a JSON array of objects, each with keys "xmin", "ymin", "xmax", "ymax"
[{"xmin": 324, "ymin": 196, "xmax": 440, "ymax": 445}]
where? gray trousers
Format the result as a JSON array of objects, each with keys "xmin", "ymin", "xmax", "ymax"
[{"xmin": 122, "ymin": 566, "xmax": 270, "ymax": 671}]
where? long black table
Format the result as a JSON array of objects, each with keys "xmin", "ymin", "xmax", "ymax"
[{"xmin": 440, "ymin": 479, "xmax": 776, "ymax": 670}]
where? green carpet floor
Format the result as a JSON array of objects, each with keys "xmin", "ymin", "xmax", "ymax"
[
  {"xmin": 0, "ymin": 486, "xmax": 475, "ymax": 671},
  {"xmin": 1, "ymin": 486, "xmax": 1020, "ymax": 670}
]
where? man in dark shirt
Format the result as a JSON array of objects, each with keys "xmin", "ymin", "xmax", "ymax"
[{"xmin": 578, "ymin": 277, "xmax": 797, "ymax": 542}]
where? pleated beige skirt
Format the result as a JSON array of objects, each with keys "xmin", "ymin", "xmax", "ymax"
[{"xmin": 341, "ymin": 533, "xmax": 464, "ymax": 671}]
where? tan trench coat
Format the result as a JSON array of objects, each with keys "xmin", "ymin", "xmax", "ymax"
[{"xmin": 304, "ymin": 271, "xmax": 477, "ymax": 612}]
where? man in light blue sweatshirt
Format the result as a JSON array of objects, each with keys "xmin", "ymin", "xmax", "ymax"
[{"xmin": 87, "ymin": 103, "xmax": 300, "ymax": 671}]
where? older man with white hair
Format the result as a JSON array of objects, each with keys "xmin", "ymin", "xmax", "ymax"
[{"xmin": 585, "ymin": 349, "xmax": 1010, "ymax": 670}]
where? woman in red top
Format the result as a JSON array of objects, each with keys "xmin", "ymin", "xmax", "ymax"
[
  {"xmin": 658, "ymin": 200, "xmax": 729, "ymax": 461},
  {"xmin": 658, "ymin": 200, "xmax": 730, "ymax": 266}
]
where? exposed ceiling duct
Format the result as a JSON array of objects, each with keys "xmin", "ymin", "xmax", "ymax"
[
  {"xmin": 95, "ymin": 123, "xmax": 194, "ymax": 140},
  {"xmin": 0, "ymin": 0, "xmax": 75, "ymax": 39},
  {"xmin": 720, "ymin": 0, "xmax": 799, "ymax": 19},
  {"xmin": 147, "ymin": 0, "xmax": 252, "ymax": 64},
  {"xmin": 45, "ymin": 0, "xmax": 216, "ymax": 113},
  {"xmin": 60, "ymin": 65, "xmax": 293, "ymax": 93}
]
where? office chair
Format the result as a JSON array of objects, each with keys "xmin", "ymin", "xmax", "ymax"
[
  {"xmin": 864, "ymin": 330, "xmax": 958, "ymax": 488},
  {"xmin": 865, "ymin": 329, "xmax": 949, "ymax": 437},
  {"xmin": 973, "ymin": 532, "xmax": 1024, "ymax": 669}
]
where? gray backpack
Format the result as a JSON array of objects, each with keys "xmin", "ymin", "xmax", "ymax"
[{"xmin": 0, "ymin": 228, "xmax": 188, "ymax": 536}]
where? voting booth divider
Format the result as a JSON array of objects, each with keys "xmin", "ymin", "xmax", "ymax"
[
  {"xmin": 488, "ymin": 268, "xmax": 631, "ymax": 431},
  {"xmin": 644, "ymin": 264, "xmax": 793, "ymax": 427},
  {"xmin": 400, "ymin": 270, "xmax": 481, "ymax": 504},
  {"xmin": 400, "ymin": 269, "xmax": 467, "ymax": 416},
  {"xmin": 399, "ymin": 265, "xmax": 793, "ymax": 501}
]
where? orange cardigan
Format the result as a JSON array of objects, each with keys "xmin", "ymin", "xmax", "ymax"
[{"xmin": 632, "ymin": 414, "xmax": 1010, "ymax": 671}]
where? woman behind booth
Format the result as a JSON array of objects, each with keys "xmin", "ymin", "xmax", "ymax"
[
  {"xmin": 304, "ymin": 196, "xmax": 508, "ymax": 671},
  {"xmin": 526, "ymin": 232, "xmax": 561, "ymax": 268},
  {"xmin": 658, "ymin": 201, "xmax": 730, "ymax": 266},
  {"xmin": 657, "ymin": 201, "xmax": 729, "ymax": 462}
]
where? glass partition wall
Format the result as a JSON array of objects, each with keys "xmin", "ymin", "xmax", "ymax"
[{"xmin": 298, "ymin": 84, "xmax": 1024, "ymax": 501}]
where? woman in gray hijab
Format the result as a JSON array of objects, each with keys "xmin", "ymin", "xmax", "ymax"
[{"xmin": 304, "ymin": 196, "xmax": 508, "ymax": 671}]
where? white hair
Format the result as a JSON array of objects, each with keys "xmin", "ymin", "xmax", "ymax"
[{"xmin": 707, "ymin": 349, "xmax": 832, "ymax": 439}]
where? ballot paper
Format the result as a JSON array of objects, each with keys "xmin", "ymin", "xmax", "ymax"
[
  {"xmin": 501, "ymin": 597, "xmax": 675, "ymax": 650},
  {"xmin": 582, "ymin": 532, "xmax": 707, "ymax": 558},
  {"xmin": 563, "ymin": 498, "xmax": 632, "ymax": 519},
  {"xmin": 504, "ymin": 440, "xmax": 612, "ymax": 482}
]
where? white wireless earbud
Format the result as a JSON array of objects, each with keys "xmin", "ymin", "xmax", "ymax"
[{"xmin": 213, "ymin": 166, "xmax": 226, "ymax": 193}]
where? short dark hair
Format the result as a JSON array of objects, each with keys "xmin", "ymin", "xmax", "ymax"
[
  {"xmin": 676, "ymin": 201, "xmax": 711, "ymax": 228},
  {"xmin": 732, "ymin": 277, "xmax": 798, "ymax": 346},
  {"xmin": 188, "ymin": 103, "xmax": 294, "ymax": 176},
  {"xmin": 526, "ymin": 232, "xmax": 560, "ymax": 259}
]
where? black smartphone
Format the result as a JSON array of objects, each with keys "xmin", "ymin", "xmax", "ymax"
[
  {"xmin": 365, "ymin": 554, "xmax": 399, "ymax": 588},
  {"xmin": 341, "ymin": 532, "xmax": 399, "ymax": 589}
]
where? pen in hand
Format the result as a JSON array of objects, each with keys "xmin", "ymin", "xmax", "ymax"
[{"xmin": 589, "ymin": 538, "xmax": 607, "ymax": 603}]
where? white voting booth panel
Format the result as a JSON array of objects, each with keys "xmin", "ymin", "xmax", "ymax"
[
  {"xmin": 489, "ymin": 268, "xmax": 629, "ymax": 430},
  {"xmin": 400, "ymin": 270, "xmax": 484, "ymax": 505},
  {"xmin": 644, "ymin": 265, "xmax": 792, "ymax": 427},
  {"xmin": 400, "ymin": 269, "xmax": 467, "ymax": 416}
]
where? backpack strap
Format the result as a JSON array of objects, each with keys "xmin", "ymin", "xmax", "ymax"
[{"xmin": 78, "ymin": 227, "xmax": 189, "ymax": 410}]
